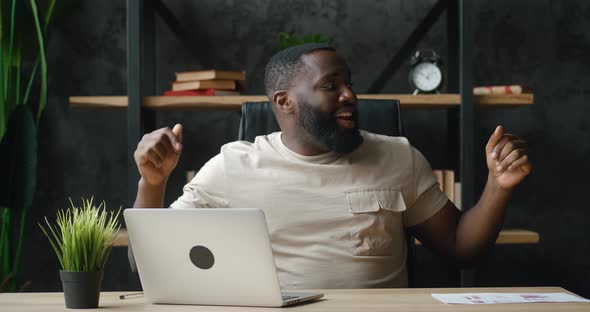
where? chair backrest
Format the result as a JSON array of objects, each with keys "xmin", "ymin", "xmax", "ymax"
[
  {"xmin": 237, "ymin": 99, "xmax": 415, "ymax": 287},
  {"xmin": 238, "ymin": 99, "xmax": 404, "ymax": 142}
]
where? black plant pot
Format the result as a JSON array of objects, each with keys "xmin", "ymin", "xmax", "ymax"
[{"xmin": 59, "ymin": 270, "xmax": 104, "ymax": 309}]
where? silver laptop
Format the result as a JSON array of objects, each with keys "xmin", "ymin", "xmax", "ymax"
[{"xmin": 124, "ymin": 208, "xmax": 323, "ymax": 307}]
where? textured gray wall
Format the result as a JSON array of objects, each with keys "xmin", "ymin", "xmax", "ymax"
[{"xmin": 20, "ymin": 0, "xmax": 590, "ymax": 297}]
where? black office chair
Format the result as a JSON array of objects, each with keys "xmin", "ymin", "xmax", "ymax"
[
  {"xmin": 237, "ymin": 99, "xmax": 416, "ymax": 287},
  {"xmin": 238, "ymin": 100, "xmax": 404, "ymax": 142}
]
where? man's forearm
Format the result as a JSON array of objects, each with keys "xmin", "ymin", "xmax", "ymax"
[
  {"xmin": 455, "ymin": 174, "xmax": 512, "ymax": 263},
  {"xmin": 133, "ymin": 178, "xmax": 167, "ymax": 208}
]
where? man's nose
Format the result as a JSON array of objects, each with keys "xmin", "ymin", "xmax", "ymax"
[{"xmin": 339, "ymin": 85, "xmax": 357, "ymax": 105}]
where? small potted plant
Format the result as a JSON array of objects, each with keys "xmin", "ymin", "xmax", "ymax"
[{"xmin": 39, "ymin": 197, "xmax": 121, "ymax": 309}]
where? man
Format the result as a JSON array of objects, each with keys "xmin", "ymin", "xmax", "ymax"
[{"xmin": 133, "ymin": 43, "xmax": 531, "ymax": 289}]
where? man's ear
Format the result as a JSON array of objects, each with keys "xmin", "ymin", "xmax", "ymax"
[{"xmin": 273, "ymin": 90, "xmax": 295, "ymax": 114}]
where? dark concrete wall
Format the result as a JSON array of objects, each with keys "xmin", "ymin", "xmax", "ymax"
[{"xmin": 20, "ymin": 0, "xmax": 590, "ymax": 297}]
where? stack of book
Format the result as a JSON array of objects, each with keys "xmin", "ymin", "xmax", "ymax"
[
  {"xmin": 433, "ymin": 169, "xmax": 461, "ymax": 210},
  {"xmin": 473, "ymin": 84, "xmax": 531, "ymax": 95},
  {"xmin": 163, "ymin": 69, "xmax": 245, "ymax": 96}
]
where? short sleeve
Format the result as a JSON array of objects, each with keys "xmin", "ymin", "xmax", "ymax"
[
  {"xmin": 402, "ymin": 147, "xmax": 449, "ymax": 227},
  {"xmin": 169, "ymin": 154, "xmax": 229, "ymax": 209}
]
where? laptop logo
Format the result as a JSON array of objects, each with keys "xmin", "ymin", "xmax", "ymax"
[{"xmin": 189, "ymin": 245, "xmax": 215, "ymax": 270}]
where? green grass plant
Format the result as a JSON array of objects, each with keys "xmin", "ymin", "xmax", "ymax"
[
  {"xmin": 39, "ymin": 198, "xmax": 121, "ymax": 272},
  {"xmin": 276, "ymin": 32, "xmax": 334, "ymax": 51}
]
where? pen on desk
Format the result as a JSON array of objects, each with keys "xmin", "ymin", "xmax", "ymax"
[{"xmin": 119, "ymin": 292, "xmax": 144, "ymax": 300}]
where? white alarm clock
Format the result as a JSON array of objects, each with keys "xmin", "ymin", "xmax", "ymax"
[{"xmin": 409, "ymin": 49, "xmax": 443, "ymax": 94}]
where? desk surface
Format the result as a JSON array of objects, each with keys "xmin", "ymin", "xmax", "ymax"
[{"xmin": 1, "ymin": 287, "xmax": 588, "ymax": 311}]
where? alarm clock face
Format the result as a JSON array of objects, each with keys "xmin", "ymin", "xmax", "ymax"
[{"xmin": 411, "ymin": 62, "xmax": 442, "ymax": 92}]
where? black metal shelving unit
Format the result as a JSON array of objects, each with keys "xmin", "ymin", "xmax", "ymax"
[{"xmin": 125, "ymin": 0, "xmax": 484, "ymax": 287}]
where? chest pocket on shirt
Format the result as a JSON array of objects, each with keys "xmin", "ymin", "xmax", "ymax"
[{"xmin": 345, "ymin": 188, "xmax": 407, "ymax": 256}]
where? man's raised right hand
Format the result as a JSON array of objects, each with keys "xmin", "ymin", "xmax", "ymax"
[{"xmin": 134, "ymin": 124, "xmax": 183, "ymax": 186}]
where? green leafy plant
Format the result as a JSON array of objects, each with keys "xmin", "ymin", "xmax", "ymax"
[
  {"xmin": 1, "ymin": 0, "xmax": 55, "ymax": 135},
  {"xmin": 276, "ymin": 32, "xmax": 334, "ymax": 51},
  {"xmin": 0, "ymin": 0, "xmax": 56, "ymax": 292},
  {"xmin": 39, "ymin": 198, "xmax": 121, "ymax": 272}
]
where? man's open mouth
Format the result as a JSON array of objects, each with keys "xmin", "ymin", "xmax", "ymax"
[
  {"xmin": 335, "ymin": 111, "xmax": 357, "ymax": 128},
  {"xmin": 335, "ymin": 111, "xmax": 354, "ymax": 120}
]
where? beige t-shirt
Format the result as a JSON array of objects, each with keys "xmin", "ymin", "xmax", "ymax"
[{"xmin": 170, "ymin": 131, "xmax": 448, "ymax": 289}]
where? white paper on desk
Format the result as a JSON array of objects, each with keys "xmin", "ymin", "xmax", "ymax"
[{"xmin": 432, "ymin": 292, "xmax": 590, "ymax": 304}]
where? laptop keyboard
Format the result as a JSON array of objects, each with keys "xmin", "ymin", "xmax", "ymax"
[{"xmin": 282, "ymin": 295, "xmax": 299, "ymax": 300}]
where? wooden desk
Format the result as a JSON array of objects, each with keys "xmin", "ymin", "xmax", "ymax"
[{"xmin": 1, "ymin": 287, "xmax": 588, "ymax": 311}]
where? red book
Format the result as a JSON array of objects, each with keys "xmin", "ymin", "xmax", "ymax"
[{"xmin": 163, "ymin": 89, "xmax": 240, "ymax": 96}]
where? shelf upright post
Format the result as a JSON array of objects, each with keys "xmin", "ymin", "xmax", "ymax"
[
  {"xmin": 127, "ymin": 0, "xmax": 142, "ymax": 208},
  {"xmin": 446, "ymin": 0, "xmax": 461, "ymax": 287},
  {"xmin": 142, "ymin": 0, "xmax": 157, "ymax": 144},
  {"xmin": 459, "ymin": 0, "xmax": 476, "ymax": 287},
  {"xmin": 446, "ymin": 0, "xmax": 460, "ymax": 174},
  {"xmin": 143, "ymin": 0, "xmax": 157, "ymax": 98}
]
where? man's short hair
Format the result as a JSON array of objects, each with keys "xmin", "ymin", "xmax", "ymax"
[{"xmin": 264, "ymin": 43, "xmax": 335, "ymax": 99}]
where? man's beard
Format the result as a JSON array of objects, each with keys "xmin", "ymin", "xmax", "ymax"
[{"xmin": 297, "ymin": 99, "xmax": 363, "ymax": 154}]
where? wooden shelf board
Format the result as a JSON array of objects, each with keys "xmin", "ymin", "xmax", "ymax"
[
  {"xmin": 114, "ymin": 229, "xmax": 129, "ymax": 247},
  {"xmin": 69, "ymin": 93, "xmax": 533, "ymax": 110},
  {"xmin": 494, "ymin": 229, "xmax": 541, "ymax": 244},
  {"xmin": 415, "ymin": 229, "xmax": 540, "ymax": 246},
  {"xmin": 114, "ymin": 228, "xmax": 539, "ymax": 247},
  {"xmin": 70, "ymin": 96, "xmax": 128, "ymax": 108}
]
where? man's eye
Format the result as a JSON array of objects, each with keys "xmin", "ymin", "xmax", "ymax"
[
  {"xmin": 321, "ymin": 83, "xmax": 336, "ymax": 90},
  {"xmin": 346, "ymin": 82, "xmax": 354, "ymax": 89}
]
